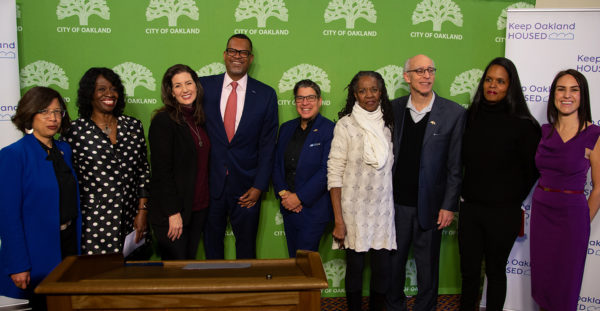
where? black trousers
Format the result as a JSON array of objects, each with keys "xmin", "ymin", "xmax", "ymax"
[
  {"xmin": 458, "ymin": 202, "xmax": 521, "ymax": 311},
  {"xmin": 154, "ymin": 209, "xmax": 208, "ymax": 260},
  {"xmin": 386, "ymin": 204, "xmax": 442, "ymax": 311},
  {"xmin": 345, "ymin": 248, "xmax": 392, "ymax": 311}
]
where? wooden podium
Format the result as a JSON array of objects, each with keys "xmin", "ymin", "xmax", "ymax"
[{"xmin": 35, "ymin": 251, "xmax": 328, "ymax": 311}]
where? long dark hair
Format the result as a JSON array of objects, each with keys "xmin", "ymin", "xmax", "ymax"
[
  {"xmin": 338, "ymin": 71, "xmax": 394, "ymax": 131},
  {"xmin": 156, "ymin": 64, "xmax": 205, "ymax": 125},
  {"xmin": 12, "ymin": 86, "xmax": 71, "ymax": 134},
  {"xmin": 546, "ymin": 69, "xmax": 591, "ymax": 135},
  {"xmin": 468, "ymin": 57, "xmax": 538, "ymax": 127},
  {"xmin": 76, "ymin": 67, "xmax": 126, "ymax": 118}
]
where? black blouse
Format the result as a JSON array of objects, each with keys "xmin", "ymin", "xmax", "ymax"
[
  {"xmin": 283, "ymin": 118, "xmax": 315, "ymax": 192},
  {"xmin": 37, "ymin": 139, "xmax": 78, "ymax": 225}
]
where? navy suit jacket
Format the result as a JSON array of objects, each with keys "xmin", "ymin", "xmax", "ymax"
[
  {"xmin": 392, "ymin": 93, "xmax": 466, "ymax": 230},
  {"xmin": 199, "ymin": 74, "xmax": 278, "ymax": 198},
  {"xmin": 0, "ymin": 134, "xmax": 81, "ymax": 299},
  {"xmin": 272, "ymin": 114, "xmax": 334, "ymax": 224}
]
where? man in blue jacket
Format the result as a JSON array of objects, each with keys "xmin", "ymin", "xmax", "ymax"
[{"xmin": 199, "ymin": 34, "xmax": 278, "ymax": 259}]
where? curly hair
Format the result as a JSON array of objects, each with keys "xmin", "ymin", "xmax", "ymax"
[
  {"xmin": 338, "ymin": 71, "xmax": 394, "ymax": 131},
  {"xmin": 12, "ymin": 86, "xmax": 71, "ymax": 134},
  {"xmin": 76, "ymin": 67, "xmax": 126, "ymax": 118},
  {"xmin": 546, "ymin": 69, "xmax": 592, "ymax": 136},
  {"xmin": 156, "ymin": 64, "xmax": 205, "ymax": 125}
]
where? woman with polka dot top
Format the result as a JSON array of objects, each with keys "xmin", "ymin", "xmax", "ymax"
[{"xmin": 63, "ymin": 67, "xmax": 150, "ymax": 256}]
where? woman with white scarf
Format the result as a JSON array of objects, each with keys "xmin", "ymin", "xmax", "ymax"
[{"xmin": 328, "ymin": 71, "xmax": 396, "ymax": 311}]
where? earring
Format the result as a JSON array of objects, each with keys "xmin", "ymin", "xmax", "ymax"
[{"xmin": 25, "ymin": 128, "xmax": 34, "ymax": 134}]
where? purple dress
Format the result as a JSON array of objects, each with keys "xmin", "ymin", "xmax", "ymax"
[{"xmin": 531, "ymin": 123, "xmax": 600, "ymax": 311}]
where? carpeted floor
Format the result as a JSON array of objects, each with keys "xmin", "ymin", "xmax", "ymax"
[{"xmin": 321, "ymin": 294, "xmax": 460, "ymax": 310}]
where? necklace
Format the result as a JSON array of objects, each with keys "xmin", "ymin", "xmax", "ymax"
[
  {"xmin": 92, "ymin": 117, "xmax": 116, "ymax": 136},
  {"xmin": 186, "ymin": 121, "xmax": 203, "ymax": 148}
]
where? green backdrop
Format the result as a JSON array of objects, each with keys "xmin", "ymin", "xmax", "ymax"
[{"xmin": 14, "ymin": 0, "xmax": 534, "ymax": 297}]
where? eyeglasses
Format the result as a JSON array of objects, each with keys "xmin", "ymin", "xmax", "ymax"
[
  {"xmin": 406, "ymin": 67, "xmax": 437, "ymax": 76},
  {"xmin": 38, "ymin": 109, "xmax": 65, "ymax": 119},
  {"xmin": 225, "ymin": 48, "xmax": 251, "ymax": 58},
  {"xmin": 295, "ymin": 95, "xmax": 319, "ymax": 103}
]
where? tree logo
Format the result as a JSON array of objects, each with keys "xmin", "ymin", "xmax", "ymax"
[
  {"xmin": 412, "ymin": 0, "xmax": 462, "ymax": 32},
  {"xmin": 450, "ymin": 68, "xmax": 482, "ymax": 107},
  {"xmin": 323, "ymin": 258, "xmax": 346, "ymax": 288},
  {"xmin": 278, "ymin": 64, "xmax": 331, "ymax": 94},
  {"xmin": 405, "ymin": 258, "xmax": 418, "ymax": 287},
  {"xmin": 376, "ymin": 65, "xmax": 409, "ymax": 99},
  {"xmin": 196, "ymin": 62, "xmax": 226, "ymax": 77},
  {"xmin": 235, "ymin": 0, "xmax": 288, "ymax": 28},
  {"xmin": 146, "ymin": 0, "xmax": 199, "ymax": 27},
  {"xmin": 497, "ymin": 2, "xmax": 534, "ymax": 30},
  {"xmin": 112, "ymin": 62, "xmax": 156, "ymax": 96},
  {"xmin": 56, "ymin": 0, "xmax": 110, "ymax": 26},
  {"xmin": 20, "ymin": 60, "xmax": 69, "ymax": 90},
  {"xmin": 275, "ymin": 211, "xmax": 284, "ymax": 226},
  {"xmin": 324, "ymin": 0, "xmax": 377, "ymax": 29}
]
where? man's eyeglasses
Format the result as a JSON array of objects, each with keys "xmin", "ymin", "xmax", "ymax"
[
  {"xmin": 406, "ymin": 67, "xmax": 437, "ymax": 76},
  {"xmin": 225, "ymin": 48, "xmax": 251, "ymax": 58},
  {"xmin": 295, "ymin": 95, "xmax": 318, "ymax": 103},
  {"xmin": 38, "ymin": 109, "xmax": 65, "ymax": 119}
]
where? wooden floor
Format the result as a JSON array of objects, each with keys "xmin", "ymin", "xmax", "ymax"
[{"xmin": 321, "ymin": 294, "xmax": 460, "ymax": 310}]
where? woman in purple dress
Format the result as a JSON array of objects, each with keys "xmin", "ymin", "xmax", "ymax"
[{"xmin": 531, "ymin": 69, "xmax": 600, "ymax": 311}]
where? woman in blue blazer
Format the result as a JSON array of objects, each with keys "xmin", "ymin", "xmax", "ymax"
[
  {"xmin": 273, "ymin": 79, "xmax": 334, "ymax": 258},
  {"xmin": 0, "ymin": 87, "xmax": 81, "ymax": 309}
]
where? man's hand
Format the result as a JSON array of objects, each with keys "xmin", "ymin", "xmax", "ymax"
[
  {"xmin": 239, "ymin": 187, "xmax": 261, "ymax": 208},
  {"xmin": 437, "ymin": 209, "xmax": 454, "ymax": 230}
]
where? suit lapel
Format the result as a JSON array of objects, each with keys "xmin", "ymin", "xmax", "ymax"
[
  {"xmin": 208, "ymin": 74, "xmax": 229, "ymax": 143},
  {"xmin": 231, "ymin": 77, "xmax": 257, "ymax": 144},
  {"xmin": 422, "ymin": 94, "xmax": 443, "ymax": 147},
  {"xmin": 297, "ymin": 114, "xmax": 323, "ymax": 169}
]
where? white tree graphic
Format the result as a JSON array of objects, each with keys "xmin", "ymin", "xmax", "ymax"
[
  {"xmin": 376, "ymin": 65, "xmax": 409, "ymax": 99},
  {"xmin": 275, "ymin": 211, "xmax": 284, "ymax": 226},
  {"xmin": 405, "ymin": 259, "xmax": 418, "ymax": 286},
  {"xmin": 497, "ymin": 2, "xmax": 534, "ymax": 30},
  {"xmin": 278, "ymin": 64, "xmax": 331, "ymax": 94},
  {"xmin": 450, "ymin": 68, "xmax": 483, "ymax": 106},
  {"xmin": 196, "ymin": 62, "xmax": 226, "ymax": 77},
  {"xmin": 112, "ymin": 62, "xmax": 156, "ymax": 96},
  {"xmin": 56, "ymin": 0, "xmax": 110, "ymax": 26},
  {"xmin": 323, "ymin": 258, "xmax": 346, "ymax": 287},
  {"xmin": 235, "ymin": 0, "xmax": 288, "ymax": 28},
  {"xmin": 324, "ymin": 0, "xmax": 377, "ymax": 29},
  {"xmin": 20, "ymin": 60, "xmax": 69, "ymax": 89},
  {"xmin": 412, "ymin": 0, "xmax": 462, "ymax": 32},
  {"xmin": 146, "ymin": 0, "xmax": 199, "ymax": 27}
]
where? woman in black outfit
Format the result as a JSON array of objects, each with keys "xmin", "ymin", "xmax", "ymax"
[
  {"xmin": 459, "ymin": 57, "xmax": 541, "ymax": 311},
  {"xmin": 149, "ymin": 64, "xmax": 210, "ymax": 259}
]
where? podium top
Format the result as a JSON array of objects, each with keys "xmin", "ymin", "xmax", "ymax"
[{"xmin": 35, "ymin": 251, "xmax": 328, "ymax": 295}]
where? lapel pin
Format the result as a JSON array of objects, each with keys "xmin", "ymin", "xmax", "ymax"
[
  {"xmin": 313, "ymin": 129, "xmax": 318, "ymax": 132},
  {"xmin": 430, "ymin": 120, "xmax": 436, "ymax": 125}
]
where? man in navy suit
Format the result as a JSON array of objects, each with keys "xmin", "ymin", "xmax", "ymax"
[
  {"xmin": 386, "ymin": 54, "xmax": 466, "ymax": 311},
  {"xmin": 199, "ymin": 34, "xmax": 278, "ymax": 259}
]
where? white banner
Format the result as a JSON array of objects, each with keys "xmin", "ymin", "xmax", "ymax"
[
  {"xmin": 0, "ymin": 0, "xmax": 22, "ymax": 148},
  {"xmin": 501, "ymin": 8, "xmax": 600, "ymax": 311}
]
